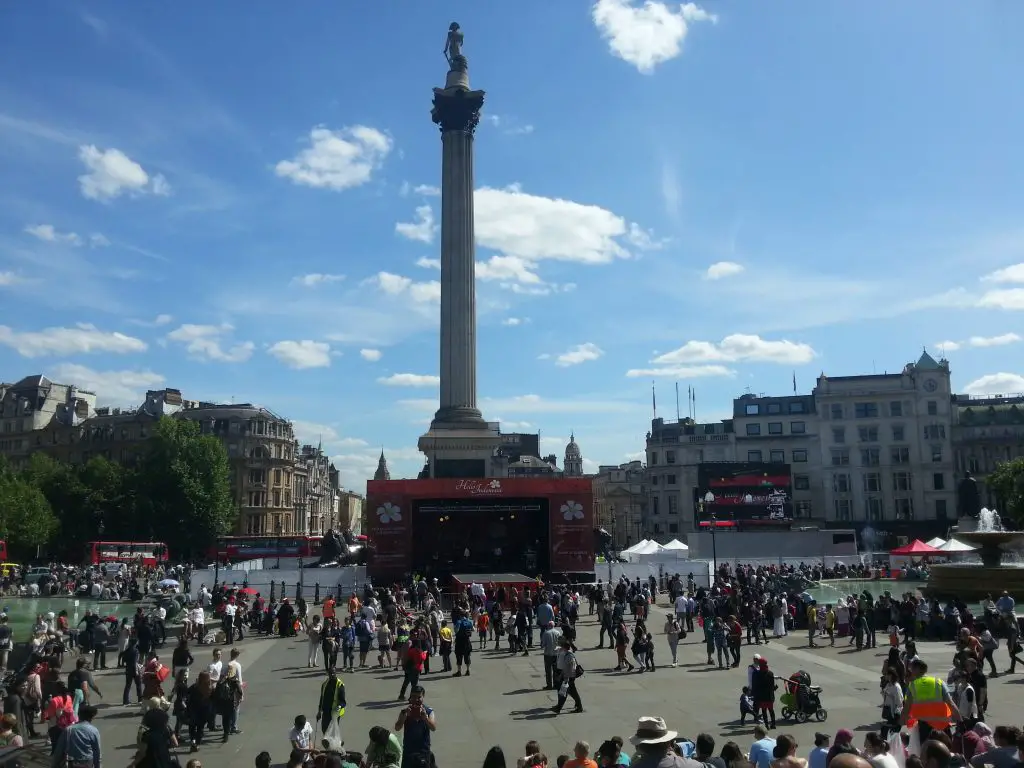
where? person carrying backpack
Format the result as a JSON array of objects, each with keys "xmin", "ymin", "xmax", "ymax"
[
  {"xmin": 452, "ymin": 610, "xmax": 474, "ymax": 677},
  {"xmin": 51, "ymin": 703, "xmax": 100, "ymax": 768},
  {"xmin": 43, "ymin": 681, "xmax": 78, "ymax": 750}
]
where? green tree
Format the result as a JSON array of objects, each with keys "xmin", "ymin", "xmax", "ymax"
[
  {"xmin": 987, "ymin": 457, "xmax": 1024, "ymax": 526},
  {"xmin": 0, "ymin": 459, "xmax": 58, "ymax": 553},
  {"xmin": 135, "ymin": 417, "xmax": 235, "ymax": 557}
]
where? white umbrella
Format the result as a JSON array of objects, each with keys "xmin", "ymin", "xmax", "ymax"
[
  {"xmin": 925, "ymin": 537, "xmax": 947, "ymax": 548},
  {"xmin": 662, "ymin": 539, "xmax": 689, "ymax": 551},
  {"xmin": 938, "ymin": 538, "xmax": 976, "ymax": 553},
  {"xmin": 157, "ymin": 578, "xmax": 180, "ymax": 588}
]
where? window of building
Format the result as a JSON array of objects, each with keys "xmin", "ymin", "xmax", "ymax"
[
  {"xmin": 668, "ymin": 496, "xmax": 678, "ymax": 515},
  {"xmin": 890, "ymin": 425, "xmax": 904, "ymax": 442},
  {"xmin": 792, "ymin": 450, "xmax": 808, "ymax": 462},
  {"xmin": 703, "ymin": 424, "xmax": 716, "ymax": 434},
  {"xmin": 864, "ymin": 472, "xmax": 882, "ymax": 493},
  {"xmin": 931, "ymin": 445, "xmax": 943, "ymax": 462},
  {"xmin": 858, "ymin": 426, "xmax": 879, "ymax": 442},
  {"xmin": 791, "ymin": 421, "xmax": 806, "ymax": 434},
  {"xmin": 668, "ymin": 523, "xmax": 678, "ymax": 533},
  {"xmin": 794, "ymin": 474, "xmax": 810, "ymax": 490},
  {"xmin": 866, "ymin": 497, "xmax": 883, "ymax": 521},
  {"xmin": 891, "ymin": 446, "xmax": 910, "ymax": 464},
  {"xmin": 893, "ymin": 472, "xmax": 912, "ymax": 492},
  {"xmin": 767, "ymin": 403, "xmax": 782, "ymax": 414},
  {"xmin": 936, "ymin": 499, "xmax": 948, "ymax": 519},
  {"xmin": 789, "ymin": 401, "xmax": 806, "ymax": 414},
  {"xmin": 651, "ymin": 475, "xmax": 658, "ymax": 486},
  {"xmin": 855, "ymin": 402, "xmax": 879, "ymax": 418},
  {"xmin": 933, "ymin": 472, "xmax": 945, "ymax": 490},
  {"xmin": 274, "ymin": 468, "xmax": 282, "ymax": 485},
  {"xmin": 833, "ymin": 473, "xmax": 851, "ymax": 493},
  {"xmin": 745, "ymin": 404, "xmax": 759, "ymax": 415},
  {"xmin": 245, "ymin": 515, "xmax": 263, "ymax": 535},
  {"xmin": 795, "ymin": 500, "xmax": 812, "ymax": 518},
  {"xmin": 748, "ymin": 450, "xmax": 763, "ymax": 462},
  {"xmin": 927, "ymin": 401, "xmax": 938, "ymax": 416},
  {"xmin": 666, "ymin": 450, "xmax": 676, "ymax": 464},
  {"xmin": 968, "ymin": 456, "xmax": 980, "ymax": 474},
  {"xmin": 924, "ymin": 424, "xmax": 946, "ymax": 440},
  {"xmin": 830, "ymin": 404, "xmax": 843, "ymax": 420},
  {"xmin": 890, "ymin": 401, "xmax": 903, "ymax": 417},
  {"xmin": 832, "ymin": 427, "xmax": 846, "ymax": 443},
  {"xmin": 746, "ymin": 423, "xmax": 761, "ymax": 436},
  {"xmin": 831, "ymin": 448, "xmax": 850, "ymax": 466},
  {"xmin": 768, "ymin": 422, "xmax": 783, "ymax": 435},
  {"xmin": 273, "ymin": 489, "xmax": 281, "ymax": 507},
  {"xmin": 651, "ymin": 496, "xmax": 660, "ymax": 515},
  {"xmin": 770, "ymin": 449, "xmax": 785, "ymax": 463},
  {"xmin": 894, "ymin": 497, "xmax": 914, "ymax": 520},
  {"xmin": 248, "ymin": 469, "xmax": 265, "ymax": 484},
  {"xmin": 666, "ymin": 474, "xmax": 677, "ymax": 485},
  {"xmin": 834, "ymin": 499, "xmax": 852, "ymax": 521},
  {"xmin": 862, "ymin": 448, "xmax": 881, "ymax": 466},
  {"xmin": 650, "ymin": 452, "xmax": 658, "ymax": 465}
]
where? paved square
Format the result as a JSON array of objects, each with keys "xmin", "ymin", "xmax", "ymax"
[{"xmin": 84, "ymin": 603, "xmax": 1022, "ymax": 768}]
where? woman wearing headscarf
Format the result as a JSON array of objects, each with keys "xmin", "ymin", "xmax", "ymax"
[{"xmin": 825, "ymin": 730, "xmax": 859, "ymax": 765}]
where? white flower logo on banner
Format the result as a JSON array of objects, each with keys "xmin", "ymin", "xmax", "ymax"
[
  {"xmin": 376, "ymin": 503, "xmax": 402, "ymax": 524},
  {"xmin": 560, "ymin": 500, "xmax": 584, "ymax": 521}
]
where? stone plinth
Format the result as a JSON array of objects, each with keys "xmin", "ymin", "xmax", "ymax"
[{"xmin": 418, "ymin": 422, "xmax": 504, "ymax": 479}]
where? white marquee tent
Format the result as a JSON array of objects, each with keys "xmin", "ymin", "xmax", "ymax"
[
  {"xmin": 662, "ymin": 539, "xmax": 690, "ymax": 552},
  {"xmin": 620, "ymin": 539, "xmax": 652, "ymax": 556},
  {"xmin": 926, "ymin": 537, "xmax": 947, "ymax": 548},
  {"xmin": 938, "ymin": 538, "xmax": 976, "ymax": 553}
]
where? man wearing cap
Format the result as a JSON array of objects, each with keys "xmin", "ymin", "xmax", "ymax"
[
  {"xmin": 628, "ymin": 716, "xmax": 702, "ymax": 768},
  {"xmin": 747, "ymin": 654, "xmax": 762, "ymax": 689}
]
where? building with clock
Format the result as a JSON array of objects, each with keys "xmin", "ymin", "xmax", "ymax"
[{"xmin": 813, "ymin": 350, "xmax": 956, "ymax": 541}]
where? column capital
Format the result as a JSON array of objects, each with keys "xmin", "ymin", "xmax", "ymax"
[{"xmin": 432, "ymin": 87, "xmax": 486, "ymax": 135}]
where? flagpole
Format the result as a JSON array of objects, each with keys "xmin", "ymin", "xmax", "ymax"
[
  {"xmin": 652, "ymin": 381, "xmax": 657, "ymax": 420},
  {"xmin": 675, "ymin": 382, "xmax": 680, "ymax": 421}
]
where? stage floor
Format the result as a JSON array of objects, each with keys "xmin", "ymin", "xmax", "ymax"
[{"xmin": 452, "ymin": 572, "xmax": 533, "ymax": 584}]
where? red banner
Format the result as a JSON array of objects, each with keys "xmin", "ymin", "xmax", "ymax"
[
  {"xmin": 365, "ymin": 489, "xmax": 413, "ymax": 576},
  {"xmin": 548, "ymin": 491, "xmax": 596, "ymax": 573}
]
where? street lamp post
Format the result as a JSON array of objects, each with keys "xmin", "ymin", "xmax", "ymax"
[
  {"xmin": 275, "ymin": 520, "xmax": 282, "ymax": 570},
  {"xmin": 703, "ymin": 491, "xmax": 717, "ymax": 583}
]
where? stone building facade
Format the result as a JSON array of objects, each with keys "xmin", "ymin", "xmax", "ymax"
[
  {"xmin": 952, "ymin": 393, "xmax": 1024, "ymax": 511},
  {"xmin": 591, "ymin": 460, "xmax": 647, "ymax": 548},
  {"xmin": 0, "ymin": 376, "xmax": 343, "ymax": 536}
]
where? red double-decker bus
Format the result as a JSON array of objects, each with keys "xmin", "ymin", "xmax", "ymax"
[
  {"xmin": 85, "ymin": 541, "xmax": 169, "ymax": 567},
  {"xmin": 212, "ymin": 535, "xmax": 323, "ymax": 564}
]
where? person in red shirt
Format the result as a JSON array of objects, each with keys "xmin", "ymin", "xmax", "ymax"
[
  {"xmin": 399, "ymin": 639, "xmax": 426, "ymax": 701},
  {"xmin": 727, "ymin": 615, "xmax": 743, "ymax": 668}
]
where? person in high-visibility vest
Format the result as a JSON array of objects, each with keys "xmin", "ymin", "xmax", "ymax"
[
  {"xmin": 318, "ymin": 666, "xmax": 347, "ymax": 737},
  {"xmin": 901, "ymin": 658, "xmax": 962, "ymax": 741}
]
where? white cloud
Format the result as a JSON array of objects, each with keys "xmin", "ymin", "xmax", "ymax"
[
  {"xmin": 968, "ymin": 333, "xmax": 1021, "ymax": 347},
  {"xmin": 627, "ymin": 223, "xmax": 668, "ymax": 250},
  {"xmin": 292, "ymin": 419, "xmax": 368, "ymax": 450},
  {"xmin": 50, "ymin": 363, "xmax": 165, "ymax": 406},
  {"xmin": 378, "ymin": 373, "xmax": 440, "ymax": 387},
  {"xmin": 291, "ymin": 273, "xmax": 345, "ymax": 287},
  {"xmin": 78, "ymin": 145, "xmax": 169, "ymax": 201},
  {"xmin": 554, "ymin": 342, "xmax": 604, "ymax": 367},
  {"xmin": 359, "ymin": 348, "xmax": 382, "ymax": 362},
  {"xmin": 981, "ymin": 264, "xmax": 1024, "ymax": 284},
  {"xmin": 502, "ymin": 317, "xmax": 525, "ymax": 327},
  {"xmin": 963, "ymin": 373, "xmax": 1024, "ymax": 396},
  {"xmin": 477, "ymin": 255, "xmax": 544, "ymax": 284},
  {"xmin": 704, "ymin": 261, "xmax": 745, "ymax": 280},
  {"xmin": 369, "ymin": 272, "xmax": 441, "ymax": 303},
  {"xmin": 653, "ymin": 334, "xmax": 817, "ymax": 365},
  {"xmin": 413, "ymin": 184, "xmax": 440, "ymax": 196},
  {"xmin": 395, "ymin": 205, "xmax": 438, "ymax": 243},
  {"xmin": 0, "ymin": 272, "xmax": 20, "ymax": 286},
  {"xmin": 937, "ymin": 340, "xmax": 961, "ymax": 352},
  {"xmin": 24, "ymin": 224, "xmax": 82, "ymax": 246},
  {"xmin": 0, "ymin": 323, "xmax": 147, "ymax": 358},
  {"xmin": 275, "ymin": 125, "xmax": 392, "ymax": 191},
  {"xmin": 476, "ymin": 185, "xmax": 635, "ymax": 265},
  {"xmin": 592, "ymin": 0, "xmax": 717, "ymax": 74},
  {"xmin": 267, "ymin": 340, "xmax": 332, "ymax": 369},
  {"xmin": 977, "ymin": 289, "xmax": 1024, "ymax": 310},
  {"xmin": 416, "ymin": 257, "xmax": 440, "ymax": 270},
  {"xmin": 626, "ymin": 364, "xmax": 735, "ymax": 378},
  {"xmin": 165, "ymin": 323, "xmax": 254, "ymax": 363},
  {"xmin": 485, "ymin": 115, "xmax": 535, "ymax": 136},
  {"xmin": 154, "ymin": 314, "xmax": 173, "ymax": 326},
  {"xmin": 496, "ymin": 420, "xmax": 534, "ymax": 430},
  {"xmin": 89, "ymin": 233, "xmax": 110, "ymax": 247}
]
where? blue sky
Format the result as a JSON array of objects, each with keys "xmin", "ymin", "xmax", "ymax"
[{"xmin": 2, "ymin": 1, "xmax": 1023, "ymax": 492}]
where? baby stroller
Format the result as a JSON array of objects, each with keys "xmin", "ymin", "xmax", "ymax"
[{"xmin": 779, "ymin": 670, "xmax": 828, "ymax": 723}]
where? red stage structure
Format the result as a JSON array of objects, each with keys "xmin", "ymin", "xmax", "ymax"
[{"xmin": 365, "ymin": 477, "xmax": 595, "ymax": 581}]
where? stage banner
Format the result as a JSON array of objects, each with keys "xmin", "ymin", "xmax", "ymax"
[
  {"xmin": 366, "ymin": 489, "xmax": 412, "ymax": 576},
  {"xmin": 549, "ymin": 489, "xmax": 596, "ymax": 573}
]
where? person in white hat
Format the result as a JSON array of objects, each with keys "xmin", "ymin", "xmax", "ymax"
[
  {"xmin": 747, "ymin": 654, "xmax": 762, "ymax": 689},
  {"xmin": 628, "ymin": 716, "xmax": 701, "ymax": 768}
]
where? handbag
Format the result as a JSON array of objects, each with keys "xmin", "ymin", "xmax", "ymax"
[{"xmin": 574, "ymin": 663, "xmax": 585, "ymax": 678}]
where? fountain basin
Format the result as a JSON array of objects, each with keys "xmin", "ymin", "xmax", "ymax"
[
  {"xmin": 924, "ymin": 529, "xmax": 1024, "ymax": 601},
  {"xmin": 954, "ymin": 531, "xmax": 1022, "ymax": 568}
]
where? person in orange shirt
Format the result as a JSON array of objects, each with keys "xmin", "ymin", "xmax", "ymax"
[
  {"xmin": 348, "ymin": 592, "xmax": 361, "ymax": 618},
  {"xmin": 563, "ymin": 740, "xmax": 597, "ymax": 768},
  {"xmin": 322, "ymin": 596, "xmax": 336, "ymax": 622},
  {"xmin": 475, "ymin": 610, "xmax": 490, "ymax": 650}
]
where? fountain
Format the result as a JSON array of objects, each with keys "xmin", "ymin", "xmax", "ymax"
[{"xmin": 924, "ymin": 508, "xmax": 1024, "ymax": 601}]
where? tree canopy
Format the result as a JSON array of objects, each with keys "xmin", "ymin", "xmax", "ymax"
[
  {"xmin": 7, "ymin": 416, "xmax": 236, "ymax": 560},
  {"xmin": 987, "ymin": 457, "xmax": 1024, "ymax": 526}
]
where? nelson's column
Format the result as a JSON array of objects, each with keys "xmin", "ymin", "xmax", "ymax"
[{"xmin": 417, "ymin": 22, "xmax": 504, "ymax": 479}]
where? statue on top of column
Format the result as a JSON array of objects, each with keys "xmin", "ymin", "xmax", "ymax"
[{"xmin": 444, "ymin": 22, "xmax": 466, "ymax": 70}]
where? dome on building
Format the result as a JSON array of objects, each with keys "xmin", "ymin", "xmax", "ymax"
[{"xmin": 563, "ymin": 431, "xmax": 584, "ymax": 477}]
